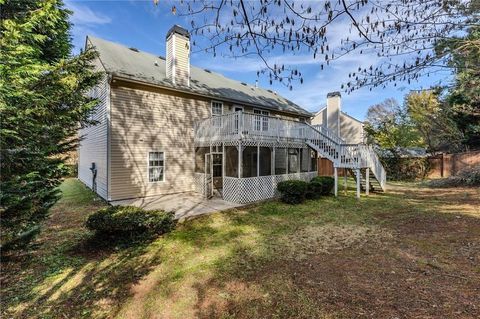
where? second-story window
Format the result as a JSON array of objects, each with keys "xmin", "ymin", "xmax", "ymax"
[
  {"xmin": 211, "ymin": 101, "xmax": 223, "ymax": 127},
  {"xmin": 254, "ymin": 109, "xmax": 269, "ymax": 131}
]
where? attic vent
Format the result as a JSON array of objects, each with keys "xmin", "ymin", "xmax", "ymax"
[
  {"xmin": 129, "ymin": 47, "xmax": 139, "ymax": 52},
  {"xmin": 204, "ymin": 69, "xmax": 212, "ymax": 73},
  {"xmin": 241, "ymin": 82, "xmax": 247, "ymax": 86},
  {"xmin": 267, "ymin": 89, "xmax": 273, "ymax": 93}
]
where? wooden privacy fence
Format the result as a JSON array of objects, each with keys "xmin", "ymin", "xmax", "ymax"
[
  {"xmin": 427, "ymin": 150, "xmax": 480, "ymax": 178},
  {"xmin": 319, "ymin": 150, "xmax": 480, "ymax": 179}
]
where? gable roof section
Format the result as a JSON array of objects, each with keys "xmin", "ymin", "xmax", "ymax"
[
  {"xmin": 87, "ymin": 36, "xmax": 312, "ymax": 117},
  {"xmin": 313, "ymin": 106, "xmax": 363, "ymax": 124},
  {"xmin": 341, "ymin": 111, "xmax": 363, "ymax": 124}
]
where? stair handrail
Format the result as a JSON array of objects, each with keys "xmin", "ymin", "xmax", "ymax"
[
  {"xmin": 303, "ymin": 123, "xmax": 342, "ymax": 163},
  {"xmin": 311, "ymin": 124, "xmax": 346, "ymax": 144},
  {"xmin": 363, "ymin": 144, "xmax": 387, "ymax": 190},
  {"xmin": 304, "ymin": 124, "xmax": 363, "ymax": 168}
]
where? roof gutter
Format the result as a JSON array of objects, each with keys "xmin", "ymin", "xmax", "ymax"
[{"xmin": 109, "ymin": 73, "xmax": 313, "ymax": 118}]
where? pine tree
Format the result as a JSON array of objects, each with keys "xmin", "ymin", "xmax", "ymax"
[{"xmin": 0, "ymin": 0, "xmax": 101, "ymax": 251}]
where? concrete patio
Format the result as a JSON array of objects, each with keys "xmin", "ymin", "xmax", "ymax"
[{"xmin": 110, "ymin": 192, "xmax": 243, "ymax": 220}]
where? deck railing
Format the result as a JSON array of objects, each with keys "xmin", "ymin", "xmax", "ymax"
[
  {"xmin": 194, "ymin": 112, "xmax": 312, "ymax": 143},
  {"xmin": 194, "ymin": 112, "xmax": 386, "ymax": 190}
]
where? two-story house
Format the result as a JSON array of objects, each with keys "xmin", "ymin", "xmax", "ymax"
[{"xmin": 78, "ymin": 25, "xmax": 385, "ymax": 203}]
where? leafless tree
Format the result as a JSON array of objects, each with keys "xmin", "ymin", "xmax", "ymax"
[{"xmin": 160, "ymin": 0, "xmax": 479, "ymax": 92}]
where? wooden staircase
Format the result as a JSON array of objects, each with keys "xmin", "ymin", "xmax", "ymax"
[
  {"xmin": 305, "ymin": 124, "xmax": 386, "ymax": 192},
  {"xmin": 350, "ymin": 168, "xmax": 384, "ymax": 193}
]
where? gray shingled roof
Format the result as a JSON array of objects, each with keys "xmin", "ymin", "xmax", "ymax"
[{"xmin": 87, "ymin": 36, "xmax": 312, "ymax": 117}]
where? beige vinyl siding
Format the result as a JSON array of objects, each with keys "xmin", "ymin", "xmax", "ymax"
[
  {"xmin": 311, "ymin": 109, "xmax": 326, "ymax": 126},
  {"xmin": 312, "ymin": 109, "xmax": 363, "ymax": 144},
  {"xmin": 173, "ymin": 35, "xmax": 190, "ymax": 86},
  {"xmin": 224, "ymin": 103, "xmax": 301, "ymax": 121},
  {"xmin": 78, "ymin": 71, "xmax": 109, "ymax": 200},
  {"xmin": 326, "ymin": 95, "xmax": 340, "ymax": 136},
  {"xmin": 166, "ymin": 35, "xmax": 174, "ymax": 80},
  {"xmin": 340, "ymin": 113, "xmax": 364, "ymax": 144},
  {"xmin": 109, "ymin": 81, "xmax": 210, "ymax": 200}
]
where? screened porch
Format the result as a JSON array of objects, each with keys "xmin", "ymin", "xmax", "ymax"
[{"xmin": 194, "ymin": 143, "xmax": 318, "ymax": 203}]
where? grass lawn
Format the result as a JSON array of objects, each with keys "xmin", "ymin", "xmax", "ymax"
[{"xmin": 1, "ymin": 178, "xmax": 479, "ymax": 318}]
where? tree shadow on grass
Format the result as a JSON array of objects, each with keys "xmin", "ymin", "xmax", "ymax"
[{"xmin": 1, "ymin": 230, "xmax": 166, "ymax": 319}]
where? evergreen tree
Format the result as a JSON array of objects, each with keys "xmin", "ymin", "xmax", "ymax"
[{"xmin": 0, "ymin": 0, "xmax": 101, "ymax": 251}]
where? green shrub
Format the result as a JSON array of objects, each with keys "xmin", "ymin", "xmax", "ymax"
[
  {"xmin": 306, "ymin": 179, "xmax": 323, "ymax": 199},
  {"xmin": 86, "ymin": 206, "xmax": 175, "ymax": 238},
  {"xmin": 309, "ymin": 176, "xmax": 335, "ymax": 196},
  {"xmin": 277, "ymin": 180, "xmax": 308, "ymax": 204}
]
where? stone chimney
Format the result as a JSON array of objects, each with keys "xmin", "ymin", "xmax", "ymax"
[
  {"xmin": 166, "ymin": 25, "xmax": 190, "ymax": 86},
  {"xmin": 326, "ymin": 91, "xmax": 341, "ymax": 136}
]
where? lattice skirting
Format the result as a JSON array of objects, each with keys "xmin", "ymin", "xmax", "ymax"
[
  {"xmin": 194, "ymin": 172, "xmax": 206, "ymax": 196},
  {"xmin": 223, "ymin": 171, "xmax": 317, "ymax": 203}
]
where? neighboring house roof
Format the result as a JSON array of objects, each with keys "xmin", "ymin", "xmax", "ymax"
[
  {"xmin": 87, "ymin": 36, "xmax": 312, "ymax": 117},
  {"xmin": 379, "ymin": 147, "xmax": 429, "ymax": 158},
  {"xmin": 313, "ymin": 106, "xmax": 364, "ymax": 124}
]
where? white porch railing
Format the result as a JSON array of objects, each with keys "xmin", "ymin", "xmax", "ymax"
[
  {"xmin": 194, "ymin": 112, "xmax": 386, "ymax": 191},
  {"xmin": 194, "ymin": 112, "xmax": 313, "ymax": 144}
]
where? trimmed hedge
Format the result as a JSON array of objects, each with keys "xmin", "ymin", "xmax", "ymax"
[
  {"xmin": 86, "ymin": 206, "xmax": 175, "ymax": 238},
  {"xmin": 310, "ymin": 176, "xmax": 335, "ymax": 196},
  {"xmin": 278, "ymin": 177, "xmax": 335, "ymax": 204},
  {"xmin": 277, "ymin": 180, "xmax": 308, "ymax": 204}
]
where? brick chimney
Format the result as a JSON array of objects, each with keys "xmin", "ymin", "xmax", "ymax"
[
  {"xmin": 326, "ymin": 91, "xmax": 341, "ymax": 136},
  {"xmin": 166, "ymin": 25, "xmax": 190, "ymax": 86}
]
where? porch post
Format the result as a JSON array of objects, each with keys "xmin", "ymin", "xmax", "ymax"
[
  {"xmin": 297, "ymin": 148, "xmax": 301, "ymax": 173},
  {"xmin": 222, "ymin": 143, "xmax": 225, "ymax": 188},
  {"xmin": 334, "ymin": 167, "xmax": 338, "ymax": 197},
  {"xmin": 257, "ymin": 143, "xmax": 260, "ymax": 177},
  {"xmin": 238, "ymin": 142, "xmax": 242, "ymax": 178},
  {"xmin": 286, "ymin": 147, "xmax": 289, "ymax": 174},
  {"xmin": 271, "ymin": 147, "xmax": 275, "ymax": 175},
  {"xmin": 344, "ymin": 168, "xmax": 348, "ymax": 194},
  {"xmin": 365, "ymin": 168, "xmax": 370, "ymax": 196},
  {"xmin": 210, "ymin": 143, "xmax": 213, "ymax": 198},
  {"xmin": 356, "ymin": 168, "xmax": 361, "ymax": 199},
  {"xmin": 307, "ymin": 148, "xmax": 311, "ymax": 172}
]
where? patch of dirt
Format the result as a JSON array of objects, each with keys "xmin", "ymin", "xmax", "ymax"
[{"xmin": 276, "ymin": 224, "xmax": 392, "ymax": 261}]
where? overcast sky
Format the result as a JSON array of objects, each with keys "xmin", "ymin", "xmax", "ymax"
[{"xmin": 66, "ymin": 0, "xmax": 451, "ymax": 120}]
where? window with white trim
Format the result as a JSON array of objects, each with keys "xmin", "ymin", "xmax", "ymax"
[
  {"xmin": 254, "ymin": 109, "xmax": 269, "ymax": 131},
  {"xmin": 148, "ymin": 151, "xmax": 164, "ymax": 182},
  {"xmin": 211, "ymin": 101, "xmax": 223, "ymax": 127},
  {"xmin": 211, "ymin": 101, "xmax": 223, "ymax": 115}
]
